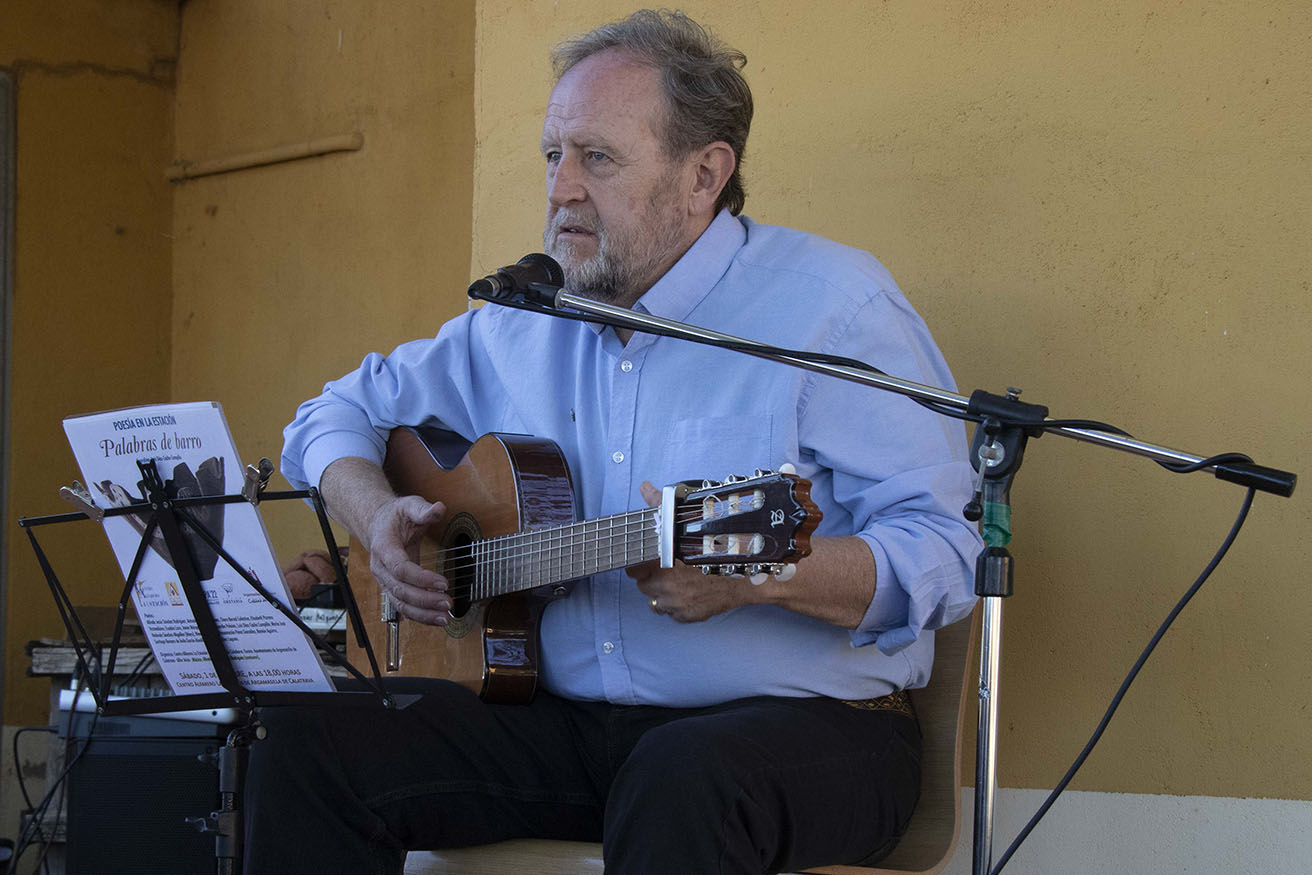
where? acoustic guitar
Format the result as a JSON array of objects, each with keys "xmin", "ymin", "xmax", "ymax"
[{"xmin": 348, "ymin": 426, "xmax": 820, "ymax": 704}]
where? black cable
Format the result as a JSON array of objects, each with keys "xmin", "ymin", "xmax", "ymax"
[
  {"xmin": 117, "ymin": 648, "xmax": 156, "ymax": 693},
  {"xmin": 1157, "ymin": 452, "xmax": 1252, "ymax": 474},
  {"xmin": 988, "ymin": 486, "xmax": 1256, "ymax": 874},
  {"xmin": 13, "ymin": 681, "xmax": 99, "ymax": 874},
  {"xmin": 11, "ymin": 726, "xmax": 57, "ymax": 810},
  {"xmin": 38, "ymin": 686, "xmax": 89, "ymax": 875},
  {"xmin": 1034, "ymin": 418, "xmax": 1130, "ymax": 435},
  {"xmin": 31, "ymin": 685, "xmax": 85, "ymax": 875}
]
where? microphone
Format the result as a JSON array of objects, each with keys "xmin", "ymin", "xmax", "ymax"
[{"xmin": 468, "ymin": 253, "xmax": 564, "ymax": 302}]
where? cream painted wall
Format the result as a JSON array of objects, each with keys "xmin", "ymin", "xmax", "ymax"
[
  {"xmin": 469, "ymin": 1, "xmax": 1310, "ymax": 802},
  {"xmin": 171, "ymin": 1, "xmax": 477, "ymax": 555},
  {"xmin": 1, "ymin": 0, "xmax": 177, "ymax": 726}
]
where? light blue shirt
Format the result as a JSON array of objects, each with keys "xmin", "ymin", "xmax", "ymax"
[{"xmin": 283, "ymin": 210, "xmax": 981, "ymax": 707}]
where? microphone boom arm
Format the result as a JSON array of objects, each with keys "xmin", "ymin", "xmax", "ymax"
[{"xmin": 534, "ymin": 286, "xmax": 1294, "ymax": 496}]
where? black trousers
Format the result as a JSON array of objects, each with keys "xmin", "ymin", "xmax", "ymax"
[{"xmin": 242, "ymin": 678, "xmax": 921, "ymax": 874}]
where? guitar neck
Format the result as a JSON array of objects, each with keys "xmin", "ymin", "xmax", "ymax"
[{"xmin": 466, "ymin": 507, "xmax": 658, "ymax": 599}]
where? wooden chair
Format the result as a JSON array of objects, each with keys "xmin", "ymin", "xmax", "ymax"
[{"xmin": 404, "ymin": 607, "xmax": 979, "ymax": 875}]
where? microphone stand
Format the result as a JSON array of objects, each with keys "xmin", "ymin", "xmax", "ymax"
[{"xmin": 470, "ymin": 280, "xmax": 1296, "ymax": 875}]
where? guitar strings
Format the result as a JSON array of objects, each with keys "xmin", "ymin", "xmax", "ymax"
[
  {"xmin": 440, "ymin": 533, "xmax": 666, "ymax": 601},
  {"xmin": 435, "ymin": 512, "xmax": 662, "ymax": 597},
  {"xmin": 425, "ymin": 525, "xmax": 658, "ymax": 594},
  {"xmin": 411, "ymin": 506, "xmax": 712, "ymax": 572},
  {"xmin": 412, "ymin": 507, "xmax": 742, "ymax": 601},
  {"xmin": 440, "ymin": 533, "xmax": 763, "ymax": 601},
  {"xmin": 413, "ymin": 509, "xmax": 657, "ymax": 564},
  {"xmin": 436, "ymin": 524, "xmax": 660, "ymax": 578},
  {"xmin": 368, "ymin": 498, "xmax": 788, "ymax": 602}
]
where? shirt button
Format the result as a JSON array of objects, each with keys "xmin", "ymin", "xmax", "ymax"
[
  {"xmin": 620, "ymin": 360, "xmax": 634, "ymax": 372},
  {"xmin": 612, "ymin": 451, "xmax": 625, "ymax": 464},
  {"xmin": 602, "ymin": 641, "xmax": 615, "ymax": 654}
]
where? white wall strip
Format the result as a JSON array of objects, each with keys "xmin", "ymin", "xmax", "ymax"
[{"xmin": 947, "ymin": 787, "xmax": 1309, "ymax": 874}]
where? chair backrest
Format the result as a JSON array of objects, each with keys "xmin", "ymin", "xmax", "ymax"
[
  {"xmin": 404, "ymin": 607, "xmax": 980, "ymax": 875},
  {"xmin": 804, "ymin": 605, "xmax": 980, "ymax": 875}
]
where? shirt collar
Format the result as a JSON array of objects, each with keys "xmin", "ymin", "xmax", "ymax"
[
  {"xmin": 635, "ymin": 208, "xmax": 745, "ymax": 321},
  {"xmin": 579, "ymin": 209, "xmax": 746, "ymax": 335}
]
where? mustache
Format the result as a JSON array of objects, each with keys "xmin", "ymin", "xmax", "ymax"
[{"xmin": 546, "ymin": 211, "xmax": 601, "ymax": 237}]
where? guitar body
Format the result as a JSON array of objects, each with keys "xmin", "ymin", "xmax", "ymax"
[{"xmin": 348, "ymin": 427, "xmax": 578, "ymax": 704}]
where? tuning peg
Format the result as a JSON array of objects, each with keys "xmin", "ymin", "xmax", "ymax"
[
  {"xmin": 723, "ymin": 474, "xmax": 746, "ymax": 483},
  {"xmin": 701, "ymin": 479, "xmax": 719, "ymax": 489},
  {"xmin": 752, "ymin": 468, "xmax": 769, "ymax": 478},
  {"xmin": 778, "ymin": 462, "xmax": 797, "ymax": 475},
  {"xmin": 740, "ymin": 564, "xmax": 797, "ymax": 585}
]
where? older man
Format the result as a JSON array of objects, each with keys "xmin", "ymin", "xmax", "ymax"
[{"xmin": 246, "ymin": 10, "xmax": 980, "ymax": 875}]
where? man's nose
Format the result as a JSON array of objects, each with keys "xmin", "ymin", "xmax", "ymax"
[{"xmin": 547, "ymin": 156, "xmax": 586, "ymax": 207}]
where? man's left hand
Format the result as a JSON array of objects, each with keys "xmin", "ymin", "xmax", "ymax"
[{"xmin": 628, "ymin": 481, "xmax": 759, "ymax": 623}]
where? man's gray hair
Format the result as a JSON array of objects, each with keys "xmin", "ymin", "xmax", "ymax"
[{"xmin": 552, "ymin": 9, "xmax": 753, "ymax": 216}]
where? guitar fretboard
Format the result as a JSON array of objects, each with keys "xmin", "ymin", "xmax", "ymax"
[{"xmin": 462, "ymin": 507, "xmax": 659, "ymax": 600}]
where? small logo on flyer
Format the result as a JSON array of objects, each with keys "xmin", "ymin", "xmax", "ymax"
[
  {"xmin": 164, "ymin": 580, "xmax": 184, "ymax": 606},
  {"xmin": 134, "ymin": 581, "xmax": 169, "ymax": 608}
]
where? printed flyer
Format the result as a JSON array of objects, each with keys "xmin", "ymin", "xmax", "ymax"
[{"xmin": 63, "ymin": 402, "xmax": 332, "ymax": 695}]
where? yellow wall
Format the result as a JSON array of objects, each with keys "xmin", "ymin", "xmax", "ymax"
[
  {"xmin": 170, "ymin": 0, "xmax": 477, "ymax": 555},
  {"xmin": 3, "ymin": 0, "xmax": 1308, "ymax": 810},
  {"xmin": 469, "ymin": 1, "xmax": 1311, "ymax": 802},
  {"xmin": 1, "ymin": 0, "xmax": 177, "ymax": 726}
]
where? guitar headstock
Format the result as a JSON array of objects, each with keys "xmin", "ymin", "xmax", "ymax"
[{"xmin": 662, "ymin": 469, "xmax": 821, "ymax": 578}]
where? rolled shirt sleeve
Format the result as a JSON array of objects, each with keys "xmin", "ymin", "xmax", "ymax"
[{"xmin": 794, "ymin": 283, "xmax": 981, "ymax": 654}]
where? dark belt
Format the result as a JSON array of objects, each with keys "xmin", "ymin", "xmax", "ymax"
[{"xmin": 839, "ymin": 689, "xmax": 916, "ymax": 720}]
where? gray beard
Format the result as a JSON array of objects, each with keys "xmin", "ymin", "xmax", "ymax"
[
  {"xmin": 547, "ymin": 235, "xmax": 626, "ymax": 303},
  {"xmin": 545, "ymin": 220, "xmax": 688, "ymax": 306},
  {"xmin": 543, "ymin": 171, "xmax": 688, "ymax": 306}
]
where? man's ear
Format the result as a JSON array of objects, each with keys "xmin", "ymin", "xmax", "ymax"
[{"xmin": 687, "ymin": 141, "xmax": 736, "ymax": 216}]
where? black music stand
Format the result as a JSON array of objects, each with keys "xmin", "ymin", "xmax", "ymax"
[{"xmin": 19, "ymin": 456, "xmax": 406, "ymax": 874}]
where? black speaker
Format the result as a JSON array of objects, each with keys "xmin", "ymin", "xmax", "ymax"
[{"xmin": 61, "ymin": 710, "xmax": 231, "ymax": 875}]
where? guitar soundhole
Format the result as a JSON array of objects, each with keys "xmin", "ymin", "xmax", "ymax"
[{"xmin": 440, "ymin": 513, "xmax": 481, "ymax": 628}]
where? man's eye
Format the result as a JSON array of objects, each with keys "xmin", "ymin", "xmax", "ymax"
[
  {"xmin": 544, "ymin": 151, "xmax": 561, "ymax": 163},
  {"xmin": 586, "ymin": 151, "xmax": 608, "ymax": 163}
]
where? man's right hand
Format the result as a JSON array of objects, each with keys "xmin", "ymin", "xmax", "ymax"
[
  {"xmin": 319, "ymin": 456, "xmax": 454, "ymax": 627},
  {"xmin": 363, "ymin": 495, "xmax": 453, "ymax": 625}
]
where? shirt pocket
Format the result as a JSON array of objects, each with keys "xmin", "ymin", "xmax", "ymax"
[{"xmin": 659, "ymin": 414, "xmax": 775, "ymax": 486}]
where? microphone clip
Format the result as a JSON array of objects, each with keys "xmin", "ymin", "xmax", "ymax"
[
  {"xmin": 519, "ymin": 282, "xmax": 561, "ymax": 308},
  {"xmin": 962, "ymin": 388, "xmax": 1043, "ymax": 523}
]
